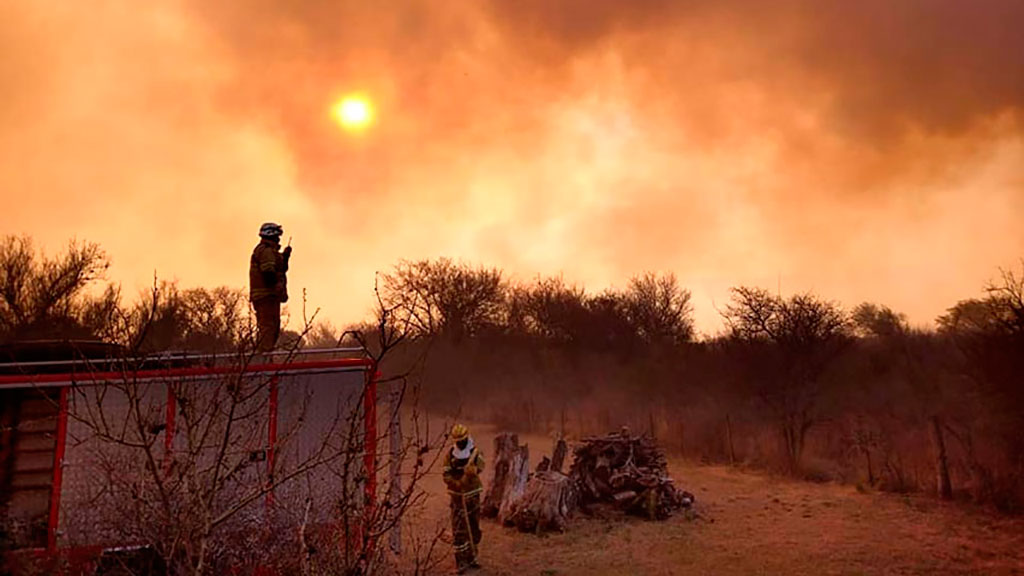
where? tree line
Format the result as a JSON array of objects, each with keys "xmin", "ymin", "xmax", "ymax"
[
  {"xmin": 375, "ymin": 257, "xmax": 1023, "ymax": 513},
  {"xmin": 2, "ymin": 235, "xmax": 1022, "ymax": 513}
]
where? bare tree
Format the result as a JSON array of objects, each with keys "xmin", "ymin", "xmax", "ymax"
[
  {"xmin": 510, "ymin": 276, "xmax": 589, "ymax": 344},
  {"xmin": 623, "ymin": 272, "xmax": 695, "ymax": 345},
  {"xmin": 505, "ymin": 272, "xmax": 694, "ymax": 353},
  {"xmin": 380, "ymin": 258, "xmax": 505, "ymax": 342},
  {"xmin": 125, "ymin": 281, "xmax": 250, "ymax": 355},
  {"xmin": 328, "ymin": 274, "xmax": 448, "ymax": 575},
  {"xmin": 581, "ymin": 291, "xmax": 637, "ymax": 353},
  {"xmin": 722, "ymin": 287, "xmax": 851, "ymax": 471},
  {"xmin": 303, "ymin": 321, "xmax": 341, "ymax": 349},
  {"xmin": 851, "ymin": 302, "xmax": 908, "ymax": 339},
  {"xmin": 936, "ymin": 262, "xmax": 1024, "ymax": 509},
  {"xmin": 64, "ymin": 304, "xmax": 326, "ymax": 573},
  {"xmin": 0, "ymin": 235, "xmax": 113, "ymax": 342},
  {"xmin": 937, "ymin": 299, "xmax": 1003, "ymax": 334},
  {"xmin": 56, "ymin": 278, "xmax": 447, "ymax": 575},
  {"xmin": 983, "ymin": 263, "xmax": 1024, "ymax": 336}
]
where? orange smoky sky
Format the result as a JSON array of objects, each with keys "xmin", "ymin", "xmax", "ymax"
[{"xmin": 2, "ymin": 0, "xmax": 1022, "ymax": 335}]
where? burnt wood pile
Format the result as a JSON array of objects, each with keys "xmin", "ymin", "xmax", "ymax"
[
  {"xmin": 569, "ymin": 427, "xmax": 694, "ymax": 520},
  {"xmin": 483, "ymin": 429, "xmax": 694, "ymax": 535}
]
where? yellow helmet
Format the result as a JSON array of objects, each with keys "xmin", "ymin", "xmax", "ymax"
[{"xmin": 450, "ymin": 423, "xmax": 469, "ymax": 442}]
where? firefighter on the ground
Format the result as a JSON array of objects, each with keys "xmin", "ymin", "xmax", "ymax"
[
  {"xmin": 443, "ymin": 424, "xmax": 485, "ymax": 574},
  {"xmin": 249, "ymin": 222, "xmax": 291, "ymax": 353}
]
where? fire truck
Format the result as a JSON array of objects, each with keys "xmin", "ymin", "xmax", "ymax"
[{"xmin": 1, "ymin": 340, "xmax": 381, "ymax": 575}]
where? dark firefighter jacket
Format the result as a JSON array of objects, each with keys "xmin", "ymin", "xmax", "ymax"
[{"xmin": 249, "ymin": 239, "xmax": 289, "ymax": 303}]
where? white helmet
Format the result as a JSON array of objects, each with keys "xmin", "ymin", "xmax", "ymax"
[{"xmin": 259, "ymin": 222, "xmax": 283, "ymax": 238}]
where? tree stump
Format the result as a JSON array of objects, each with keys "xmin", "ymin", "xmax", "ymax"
[
  {"xmin": 481, "ymin": 432, "xmax": 530, "ymax": 522},
  {"xmin": 551, "ymin": 438, "xmax": 567, "ymax": 473},
  {"xmin": 536, "ymin": 456, "xmax": 551, "ymax": 473},
  {"xmin": 535, "ymin": 437, "xmax": 568, "ymax": 473},
  {"xmin": 507, "ymin": 470, "xmax": 576, "ymax": 534}
]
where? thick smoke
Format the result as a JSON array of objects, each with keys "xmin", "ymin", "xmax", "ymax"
[{"xmin": 1, "ymin": 0, "xmax": 1021, "ymax": 332}]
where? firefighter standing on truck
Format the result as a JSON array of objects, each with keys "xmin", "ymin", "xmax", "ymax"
[
  {"xmin": 443, "ymin": 424, "xmax": 484, "ymax": 574},
  {"xmin": 249, "ymin": 222, "xmax": 291, "ymax": 353}
]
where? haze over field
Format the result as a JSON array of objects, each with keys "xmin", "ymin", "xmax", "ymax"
[{"xmin": 2, "ymin": 1, "xmax": 1023, "ymax": 333}]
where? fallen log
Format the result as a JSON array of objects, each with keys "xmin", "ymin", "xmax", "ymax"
[{"xmin": 612, "ymin": 490, "xmax": 637, "ymax": 504}]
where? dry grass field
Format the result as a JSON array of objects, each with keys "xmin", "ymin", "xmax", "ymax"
[{"xmin": 400, "ymin": 423, "xmax": 1024, "ymax": 576}]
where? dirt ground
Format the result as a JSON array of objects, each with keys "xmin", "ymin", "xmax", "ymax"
[{"xmin": 396, "ymin": 422, "xmax": 1024, "ymax": 576}]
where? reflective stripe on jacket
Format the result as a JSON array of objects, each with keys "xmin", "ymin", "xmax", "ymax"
[{"xmin": 443, "ymin": 446, "xmax": 485, "ymax": 495}]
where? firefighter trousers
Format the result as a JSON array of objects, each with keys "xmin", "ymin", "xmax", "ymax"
[{"xmin": 449, "ymin": 492, "xmax": 481, "ymax": 571}]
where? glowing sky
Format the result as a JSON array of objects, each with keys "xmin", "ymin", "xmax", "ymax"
[{"xmin": 2, "ymin": 1, "xmax": 1022, "ymax": 335}]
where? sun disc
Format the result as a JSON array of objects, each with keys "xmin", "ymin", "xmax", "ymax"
[{"xmin": 332, "ymin": 95, "xmax": 374, "ymax": 132}]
